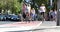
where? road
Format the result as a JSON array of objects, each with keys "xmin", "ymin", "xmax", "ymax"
[
  {"xmin": 0, "ymin": 21, "xmax": 57, "ymax": 32},
  {"xmin": 0, "ymin": 21, "xmax": 16, "ymax": 25},
  {"xmin": 2, "ymin": 21, "xmax": 56, "ymax": 32},
  {"xmin": 0, "ymin": 21, "xmax": 59, "ymax": 32},
  {"xmin": 0, "ymin": 21, "xmax": 42, "ymax": 32}
]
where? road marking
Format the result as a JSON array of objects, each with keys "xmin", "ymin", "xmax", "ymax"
[
  {"xmin": 0, "ymin": 21, "xmax": 42, "ymax": 27},
  {"xmin": 0, "ymin": 21, "xmax": 42, "ymax": 32}
]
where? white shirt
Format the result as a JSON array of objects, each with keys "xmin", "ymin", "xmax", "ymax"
[
  {"xmin": 40, "ymin": 6, "xmax": 46, "ymax": 12},
  {"xmin": 54, "ymin": 11, "xmax": 57, "ymax": 15},
  {"xmin": 27, "ymin": 6, "xmax": 31, "ymax": 13},
  {"xmin": 38, "ymin": 9, "xmax": 42, "ymax": 13},
  {"xmin": 31, "ymin": 9, "xmax": 35, "ymax": 14}
]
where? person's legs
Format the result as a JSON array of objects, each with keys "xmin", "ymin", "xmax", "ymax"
[
  {"xmin": 26, "ymin": 12, "xmax": 31, "ymax": 23},
  {"xmin": 34, "ymin": 14, "xmax": 36, "ymax": 21},
  {"xmin": 22, "ymin": 13, "xmax": 26, "ymax": 21},
  {"xmin": 41, "ymin": 12, "xmax": 45, "ymax": 21},
  {"xmin": 30, "ymin": 14, "xmax": 34, "ymax": 21},
  {"xmin": 53, "ymin": 16, "xmax": 56, "ymax": 21},
  {"xmin": 50, "ymin": 15, "xmax": 53, "ymax": 21}
]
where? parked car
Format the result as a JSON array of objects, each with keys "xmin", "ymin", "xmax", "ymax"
[
  {"xmin": 0, "ymin": 15, "xmax": 6, "ymax": 21},
  {"xmin": 5, "ymin": 14, "xmax": 12, "ymax": 20},
  {"xmin": 10, "ymin": 15, "xmax": 21, "ymax": 21}
]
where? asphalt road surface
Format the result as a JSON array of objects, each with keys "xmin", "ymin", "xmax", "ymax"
[
  {"xmin": 0, "ymin": 21, "xmax": 42, "ymax": 32},
  {"xmin": 0, "ymin": 21, "xmax": 57, "ymax": 32},
  {"xmin": 0, "ymin": 21, "xmax": 17, "ymax": 25}
]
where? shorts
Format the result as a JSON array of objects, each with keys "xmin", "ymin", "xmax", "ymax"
[
  {"xmin": 50, "ymin": 15, "xmax": 53, "ymax": 19},
  {"xmin": 23, "ymin": 13, "xmax": 26, "ymax": 19},
  {"xmin": 40, "ymin": 12, "xmax": 45, "ymax": 18}
]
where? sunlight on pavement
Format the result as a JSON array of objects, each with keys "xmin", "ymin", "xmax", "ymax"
[{"xmin": 0, "ymin": 21, "xmax": 42, "ymax": 32}]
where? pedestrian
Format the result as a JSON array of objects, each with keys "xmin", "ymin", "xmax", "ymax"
[
  {"xmin": 22, "ymin": 3, "xmax": 27, "ymax": 21},
  {"xmin": 22, "ymin": 3, "xmax": 31, "ymax": 21},
  {"xmin": 53, "ymin": 9, "xmax": 57, "ymax": 21},
  {"xmin": 40, "ymin": 4, "xmax": 46, "ymax": 21},
  {"xmin": 30, "ymin": 8, "xmax": 36, "ymax": 21},
  {"xmin": 49, "ymin": 10, "xmax": 54, "ymax": 21}
]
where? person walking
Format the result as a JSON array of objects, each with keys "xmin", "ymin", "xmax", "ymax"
[
  {"xmin": 22, "ymin": 3, "xmax": 27, "ymax": 21},
  {"xmin": 30, "ymin": 8, "xmax": 36, "ymax": 21},
  {"xmin": 53, "ymin": 9, "xmax": 57, "ymax": 21},
  {"xmin": 49, "ymin": 10, "xmax": 54, "ymax": 21},
  {"xmin": 25, "ymin": 4, "xmax": 31, "ymax": 21},
  {"xmin": 40, "ymin": 4, "xmax": 46, "ymax": 21}
]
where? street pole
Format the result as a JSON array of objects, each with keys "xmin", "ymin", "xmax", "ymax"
[
  {"xmin": 50, "ymin": 0, "xmax": 53, "ymax": 6},
  {"xmin": 49, "ymin": 0, "xmax": 53, "ymax": 11},
  {"xmin": 57, "ymin": 0, "xmax": 60, "ymax": 26}
]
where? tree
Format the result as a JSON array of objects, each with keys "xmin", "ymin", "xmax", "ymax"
[
  {"xmin": 31, "ymin": 0, "xmax": 49, "ymax": 13},
  {"xmin": 0, "ymin": 0, "xmax": 23, "ymax": 14},
  {"xmin": 11, "ymin": 0, "xmax": 23, "ymax": 14}
]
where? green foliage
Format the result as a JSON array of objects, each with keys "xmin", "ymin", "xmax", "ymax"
[
  {"xmin": 11, "ymin": 0, "xmax": 20, "ymax": 14},
  {"xmin": 31, "ymin": 0, "xmax": 49, "ymax": 13},
  {"xmin": 18, "ymin": 0, "xmax": 23, "ymax": 3},
  {"xmin": 0, "ymin": 0, "xmax": 23, "ymax": 14},
  {"xmin": 34, "ymin": 0, "xmax": 48, "ymax": 6},
  {"xmin": 31, "ymin": 0, "xmax": 57, "ymax": 13}
]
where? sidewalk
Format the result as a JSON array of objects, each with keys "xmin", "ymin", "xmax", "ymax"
[
  {"xmin": 33, "ymin": 21, "xmax": 59, "ymax": 32},
  {"xmin": 33, "ymin": 26, "xmax": 60, "ymax": 32}
]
